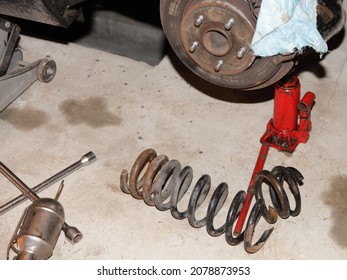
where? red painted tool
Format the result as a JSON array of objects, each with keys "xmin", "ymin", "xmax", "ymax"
[{"xmin": 234, "ymin": 75, "xmax": 315, "ymax": 236}]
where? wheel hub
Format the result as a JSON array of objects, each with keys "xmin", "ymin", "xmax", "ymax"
[{"xmin": 180, "ymin": 1, "xmax": 255, "ymax": 75}]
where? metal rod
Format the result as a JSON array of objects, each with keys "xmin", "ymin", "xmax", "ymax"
[
  {"xmin": 0, "ymin": 162, "xmax": 39, "ymax": 202},
  {"xmin": 234, "ymin": 142, "xmax": 270, "ymax": 236},
  {"xmin": 0, "ymin": 151, "xmax": 96, "ymax": 215}
]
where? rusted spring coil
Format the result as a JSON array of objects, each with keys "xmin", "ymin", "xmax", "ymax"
[{"xmin": 120, "ymin": 149, "xmax": 303, "ymax": 254}]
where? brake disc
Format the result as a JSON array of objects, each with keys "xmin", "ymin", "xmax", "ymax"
[{"xmin": 160, "ymin": 0, "xmax": 345, "ymax": 90}]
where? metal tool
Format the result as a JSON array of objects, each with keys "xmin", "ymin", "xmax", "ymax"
[
  {"xmin": 0, "ymin": 151, "xmax": 96, "ymax": 215},
  {"xmin": 1, "ymin": 151, "xmax": 96, "ymax": 259},
  {"xmin": 233, "ymin": 75, "xmax": 313, "ymax": 237}
]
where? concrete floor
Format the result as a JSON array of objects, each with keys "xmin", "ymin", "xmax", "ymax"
[{"xmin": 0, "ymin": 10, "xmax": 347, "ymax": 260}]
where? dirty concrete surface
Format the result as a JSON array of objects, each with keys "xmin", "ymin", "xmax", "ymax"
[{"xmin": 0, "ymin": 4, "xmax": 347, "ymax": 260}]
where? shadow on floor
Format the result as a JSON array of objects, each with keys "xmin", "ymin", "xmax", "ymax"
[{"xmin": 2, "ymin": 0, "xmax": 168, "ymax": 66}]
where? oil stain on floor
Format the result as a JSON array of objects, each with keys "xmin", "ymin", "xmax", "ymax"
[
  {"xmin": 321, "ymin": 175, "xmax": 347, "ymax": 248},
  {"xmin": 59, "ymin": 97, "xmax": 122, "ymax": 128},
  {"xmin": 0, "ymin": 106, "xmax": 50, "ymax": 131}
]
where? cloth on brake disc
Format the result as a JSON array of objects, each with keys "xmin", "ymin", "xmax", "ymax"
[{"xmin": 250, "ymin": 0, "xmax": 328, "ymax": 57}]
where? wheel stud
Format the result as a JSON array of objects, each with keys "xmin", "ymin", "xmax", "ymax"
[
  {"xmin": 214, "ymin": 60, "xmax": 224, "ymax": 72},
  {"xmin": 237, "ymin": 47, "xmax": 246, "ymax": 59},
  {"xmin": 189, "ymin": 41, "xmax": 199, "ymax": 53},
  {"xmin": 224, "ymin": 18, "xmax": 234, "ymax": 30},
  {"xmin": 194, "ymin": 15, "xmax": 204, "ymax": 27}
]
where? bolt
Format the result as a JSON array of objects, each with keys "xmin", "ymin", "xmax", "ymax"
[
  {"xmin": 272, "ymin": 135, "xmax": 280, "ymax": 145},
  {"xmin": 281, "ymin": 139, "xmax": 289, "ymax": 148},
  {"xmin": 5, "ymin": 21, "xmax": 11, "ymax": 28},
  {"xmin": 237, "ymin": 47, "xmax": 246, "ymax": 59},
  {"xmin": 224, "ymin": 18, "xmax": 234, "ymax": 30},
  {"xmin": 189, "ymin": 41, "xmax": 199, "ymax": 53},
  {"xmin": 194, "ymin": 15, "xmax": 204, "ymax": 27},
  {"xmin": 214, "ymin": 60, "xmax": 224, "ymax": 72}
]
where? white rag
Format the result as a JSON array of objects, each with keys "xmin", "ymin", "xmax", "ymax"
[{"xmin": 250, "ymin": 0, "xmax": 328, "ymax": 57}]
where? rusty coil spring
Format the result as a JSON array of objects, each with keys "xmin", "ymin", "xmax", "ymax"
[{"xmin": 120, "ymin": 148, "xmax": 303, "ymax": 254}]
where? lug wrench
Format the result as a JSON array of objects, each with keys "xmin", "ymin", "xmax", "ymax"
[{"xmin": 0, "ymin": 151, "xmax": 96, "ymax": 215}]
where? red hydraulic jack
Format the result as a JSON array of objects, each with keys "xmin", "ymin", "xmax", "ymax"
[{"xmin": 234, "ymin": 75, "xmax": 316, "ymax": 238}]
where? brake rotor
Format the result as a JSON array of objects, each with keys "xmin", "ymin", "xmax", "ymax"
[{"xmin": 160, "ymin": 0, "xmax": 296, "ymax": 90}]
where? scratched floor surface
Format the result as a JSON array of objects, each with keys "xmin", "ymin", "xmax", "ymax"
[{"xmin": 0, "ymin": 14, "xmax": 347, "ymax": 260}]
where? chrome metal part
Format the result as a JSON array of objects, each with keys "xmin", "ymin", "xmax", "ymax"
[
  {"xmin": 214, "ymin": 60, "xmax": 224, "ymax": 72},
  {"xmin": 194, "ymin": 14, "xmax": 204, "ymax": 27},
  {"xmin": 8, "ymin": 198, "xmax": 66, "ymax": 260},
  {"xmin": 0, "ymin": 151, "xmax": 96, "ymax": 215},
  {"xmin": 189, "ymin": 41, "xmax": 199, "ymax": 53},
  {"xmin": 224, "ymin": 18, "xmax": 234, "ymax": 30},
  {"xmin": 1, "ymin": 151, "xmax": 96, "ymax": 259}
]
